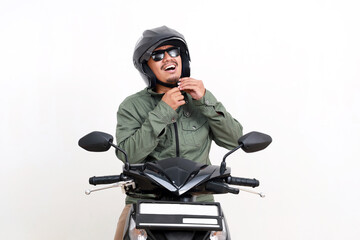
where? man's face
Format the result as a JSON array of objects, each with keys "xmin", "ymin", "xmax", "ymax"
[{"xmin": 147, "ymin": 45, "xmax": 182, "ymax": 85}]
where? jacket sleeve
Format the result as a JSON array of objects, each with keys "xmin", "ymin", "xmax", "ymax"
[
  {"xmin": 116, "ymin": 99, "xmax": 177, "ymax": 164},
  {"xmin": 193, "ymin": 90, "xmax": 243, "ymax": 149}
]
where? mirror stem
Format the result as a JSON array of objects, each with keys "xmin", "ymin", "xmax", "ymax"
[
  {"xmin": 109, "ymin": 142, "xmax": 130, "ymax": 170},
  {"xmin": 220, "ymin": 144, "xmax": 243, "ymax": 174}
]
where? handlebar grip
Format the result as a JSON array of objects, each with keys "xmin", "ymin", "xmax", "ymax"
[
  {"xmin": 226, "ymin": 177, "xmax": 260, "ymax": 188},
  {"xmin": 89, "ymin": 175, "xmax": 122, "ymax": 185}
]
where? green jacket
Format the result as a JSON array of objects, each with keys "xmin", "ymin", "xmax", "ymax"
[{"xmin": 116, "ymin": 88, "xmax": 243, "ymax": 204}]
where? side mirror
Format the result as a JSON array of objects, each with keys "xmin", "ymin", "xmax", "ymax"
[
  {"xmin": 238, "ymin": 131, "xmax": 272, "ymax": 153},
  {"xmin": 78, "ymin": 131, "xmax": 113, "ymax": 152},
  {"xmin": 78, "ymin": 131, "xmax": 129, "ymax": 169},
  {"xmin": 220, "ymin": 131, "xmax": 272, "ymax": 174}
]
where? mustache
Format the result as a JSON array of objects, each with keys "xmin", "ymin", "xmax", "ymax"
[{"xmin": 161, "ymin": 60, "xmax": 178, "ymax": 70}]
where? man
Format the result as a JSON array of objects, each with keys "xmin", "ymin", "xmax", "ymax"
[{"xmin": 114, "ymin": 26, "xmax": 243, "ymax": 239}]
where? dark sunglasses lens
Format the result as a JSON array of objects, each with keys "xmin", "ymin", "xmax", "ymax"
[
  {"xmin": 168, "ymin": 48, "xmax": 180, "ymax": 57},
  {"xmin": 152, "ymin": 52, "xmax": 164, "ymax": 61},
  {"xmin": 151, "ymin": 47, "xmax": 180, "ymax": 61}
]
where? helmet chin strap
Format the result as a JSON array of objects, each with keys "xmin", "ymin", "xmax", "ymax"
[{"xmin": 156, "ymin": 79, "xmax": 179, "ymax": 88}]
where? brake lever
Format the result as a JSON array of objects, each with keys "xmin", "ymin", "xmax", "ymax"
[
  {"xmin": 238, "ymin": 187, "xmax": 265, "ymax": 198},
  {"xmin": 85, "ymin": 180, "xmax": 135, "ymax": 195}
]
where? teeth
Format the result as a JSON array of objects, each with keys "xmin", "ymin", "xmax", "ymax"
[{"xmin": 165, "ymin": 65, "xmax": 175, "ymax": 70}]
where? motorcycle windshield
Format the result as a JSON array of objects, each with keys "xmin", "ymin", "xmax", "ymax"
[{"xmin": 143, "ymin": 157, "xmax": 208, "ymax": 193}]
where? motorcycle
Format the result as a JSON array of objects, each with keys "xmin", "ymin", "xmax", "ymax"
[{"xmin": 79, "ymin": 131, "xmax": 272, "ymax": 240}]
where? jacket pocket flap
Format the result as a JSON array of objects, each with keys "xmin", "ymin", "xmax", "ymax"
[{"xmin": 181, "ymin": 118, "xmax": 207, "ymax": 131}]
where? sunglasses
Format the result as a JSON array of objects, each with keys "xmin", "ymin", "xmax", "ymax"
[{"xmin": 151, "ymin": 47, "xmax": 181, "ymax": 62}]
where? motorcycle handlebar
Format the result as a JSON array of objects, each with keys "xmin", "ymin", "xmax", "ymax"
[
  {"xmin": 89, "ymin": 174, "xmax": 128, "ymax": 185},
  {"xmin": 205, "ymin": 181, "xmax": 239, "ymax": 194},
  {"xmin": 226, "ymin": 177, "xmax": 260, "ymax": 188}
]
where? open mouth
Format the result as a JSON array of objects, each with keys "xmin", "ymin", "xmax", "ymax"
[{"xmin": 163, "ymin": 64, "xmax": 177, "ymax": 72}]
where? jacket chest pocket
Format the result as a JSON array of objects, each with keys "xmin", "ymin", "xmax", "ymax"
[{"xmin": 180, "ymin": 118, "xmax": 209, "ymax": 146}]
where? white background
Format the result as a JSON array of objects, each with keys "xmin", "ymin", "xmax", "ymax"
[{"xmin": 1, "ymin": 0, "xmax": 359, "ymax": 239}]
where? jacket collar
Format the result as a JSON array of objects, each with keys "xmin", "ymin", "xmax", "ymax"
[
  {"xmin": 146, "ymin": 88, "xmax": 190, "ymax": 111},
  {"xmin": 146, "ymin": 87, "xmax": 163, "ymax": 96}
]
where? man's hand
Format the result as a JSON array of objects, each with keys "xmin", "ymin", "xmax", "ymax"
[
  {"xmin": 178, "ymin": 77, "xmax": 205, "ymax": 100},
  {"xmin": 162, "ymin": 87, "xmax": 186, "ymax": 110}
]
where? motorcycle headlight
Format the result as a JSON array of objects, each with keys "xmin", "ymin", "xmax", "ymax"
[{"xmin": 129, "ymin": 217, "xmax": 147, "ymax": 240}]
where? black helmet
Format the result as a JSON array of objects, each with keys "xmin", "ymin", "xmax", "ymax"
[{"xmin": 133, "ymin": 26, "xmax": 191, "ymax": 88}]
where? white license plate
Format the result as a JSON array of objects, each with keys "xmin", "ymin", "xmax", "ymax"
[{"xmin": 135, "ymin": 201, "xmax": 223, "ymax": 231}]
